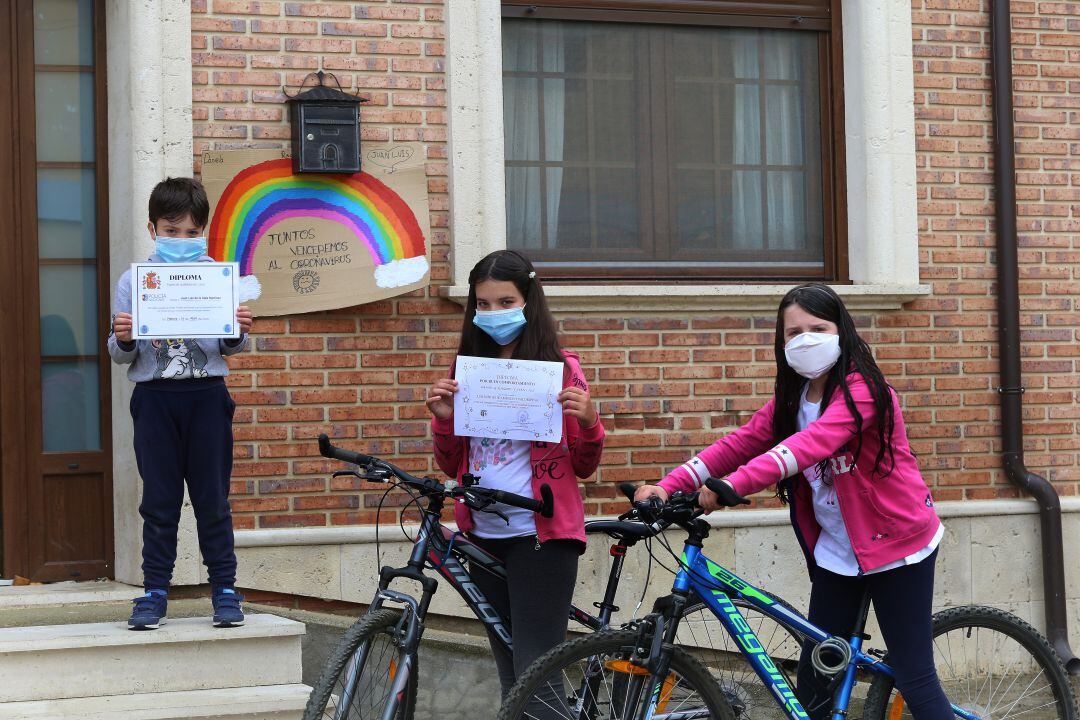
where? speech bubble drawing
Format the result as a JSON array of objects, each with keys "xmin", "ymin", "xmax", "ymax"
[{"xmin": 364, "ymin": 145, "xmax": 416, "ymax": 173}]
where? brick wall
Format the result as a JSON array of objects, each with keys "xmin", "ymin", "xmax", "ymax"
[
  {"xmin": 909, "ymin": 0, "xmax": 1080, "ymax": 497},
  {"xmin": 191, "ymin": 0, "xmax": 1079, "ymax": 531}
]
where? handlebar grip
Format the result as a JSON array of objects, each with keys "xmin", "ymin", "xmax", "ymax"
[
  {"xmin": 318, "ymin": 433, "xmax": 375, "ymax": 467},
  {"xmin": 618, "ymin": 482, "xmax": 637, "ymax": 503},
  {"xmin": 538, "ymin": 483, "xmax": 554, "ymax": 519},
  {"xmin": 704, "ymin": 478, "xmax": 751, "ymax": 507},
  {"xmin": 484, "ymin": 485, "xmax": 554, "ymax": 518}
]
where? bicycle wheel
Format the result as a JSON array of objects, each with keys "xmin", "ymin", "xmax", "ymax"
[
  {"xmin": 304, "ymin": 608, "xmax": 418, "ymax": 720},
  {"xmin": 676, "ymin": 594, "xmax": 807, "ymax": 720},
  {"xmin": 498, "ymin": 627, "xmax": 736, "ymax": 720},
  {"xmin": 864, "ymin": 605, "xmax": 1077, "ymax": 720}
]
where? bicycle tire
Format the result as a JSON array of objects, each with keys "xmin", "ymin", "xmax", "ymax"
[
  {"xmin": 498, "ymin": 626, "xmax": 737, "ymax": 720},
  {"xmin": 863, "ymin": 605, "xmax": 1077, "ymax": 720},
  {"xmin": 676, "ymin": 594, "xmax": 807, "ymax": 719},
  {"xmin": 304, "ymin": 608, "xmax": 419, "ymax": 720}
]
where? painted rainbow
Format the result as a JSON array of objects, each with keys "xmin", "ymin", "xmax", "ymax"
[{"xmin": 208, "ymin": 158, "xmax": 428, "ymax": 288}]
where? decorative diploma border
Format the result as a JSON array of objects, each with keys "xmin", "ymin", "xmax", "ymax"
[{"xmin": 457, "ymin": 357, "xmax": 561, "ymax": 441}]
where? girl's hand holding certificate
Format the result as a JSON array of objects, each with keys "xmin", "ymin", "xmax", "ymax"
[
  {"xmin": 557, "ymin": 386, "xmax": 597, "ymax": 428},
  {"xmin": 426, "ymin": 378, "xmax": 458, "ymax": 420}
]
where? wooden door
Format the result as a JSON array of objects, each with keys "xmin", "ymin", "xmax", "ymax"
[{"xmin": 0, "ymin": 0, "xmax": 113, "ymax": 581}]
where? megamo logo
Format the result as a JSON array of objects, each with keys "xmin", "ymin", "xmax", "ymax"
[
  {"xmin": 443, "ymin": 560, "xmax": 512, "ymax": 647},
  {"xmin": 715, "ymin": 593, "xmax": 807, "ymax": 719}
]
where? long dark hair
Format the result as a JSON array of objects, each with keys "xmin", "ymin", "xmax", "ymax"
[
  {"xmin": 457, "ymin": 250, "xmax": 565, "ymax": 364},
  {"xmin": 773, "ymin": 284, "xmax": 896, "ymax": 499}
]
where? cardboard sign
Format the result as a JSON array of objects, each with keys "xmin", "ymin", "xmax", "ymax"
[{"xmin": 202, "ymin": 145, "xmax": 431, "ymax": 316}]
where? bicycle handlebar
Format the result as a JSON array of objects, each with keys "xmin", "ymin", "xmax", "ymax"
[
  {"xmin": 318, "ymin": 433, "xmax": 376, "ymax": 468},
  {"xmin": 617, "ymin": 478, "xmax": 749, "ymax": 526},
  {"xmin": 455, "ymin": 483, "xmax": 554, "ymax": 519},
  {"xmin": 703, "ymin": 478, "xmax": 751, "ymax": 507},
  {"xmin": 318, "ymin": 434, "xmax": 554, "ymax": 519}
]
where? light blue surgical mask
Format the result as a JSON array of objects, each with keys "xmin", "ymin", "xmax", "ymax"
[
  {"xmin": 155, "ymin": 236, "xmax": 208, "ymax": 263},
  {"xmin": 473, "ymin": 305, "xmax": 527, "ymax": 345}
]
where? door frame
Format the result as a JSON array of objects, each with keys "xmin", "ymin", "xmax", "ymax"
[{"xmin": 1, "ymin": 0, "xmax": 114, "ymax": 581}]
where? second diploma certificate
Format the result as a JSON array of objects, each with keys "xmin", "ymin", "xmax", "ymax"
[{"xmin": 453, "ymin": 356, "xmax": 563, "ymax": 443}]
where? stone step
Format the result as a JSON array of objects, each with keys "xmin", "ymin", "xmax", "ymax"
[
  {"xmin": 0, "ymin": 684, "xmax": 310, "ymax": 719},
  {"xmin": 0, "ymin": 581, "xmax": 137, "ymax": 609},
  {"xmin": 0, "ymin": 615, "xmax": 305, "ymax": 703}
]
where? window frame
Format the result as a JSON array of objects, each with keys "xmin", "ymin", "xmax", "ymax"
[{"xmin": 499, "ymin": 0, "xmax": 849, "ymax": 283}]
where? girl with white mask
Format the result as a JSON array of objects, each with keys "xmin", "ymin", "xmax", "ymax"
[{"xmin": 635, "ymin": 283, "xmax": 950, "ymax": 720}]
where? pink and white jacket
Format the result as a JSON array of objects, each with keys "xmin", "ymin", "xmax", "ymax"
[
  {"xmin": 658, "ymin": 372, "xmax": 941, "ymax": 573},
  {"xmin": 432, "ymin": 350, "xmax": 605, "ymax": 551}
]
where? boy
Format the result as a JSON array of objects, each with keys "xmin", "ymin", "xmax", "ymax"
[{"xmin": 108, "ymin": 177, "xmax": 252, "ymax": 630}]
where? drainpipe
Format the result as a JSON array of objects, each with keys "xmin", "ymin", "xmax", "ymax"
[{"xmin": 989, "ymin": 0, "xmax": 1079, "ymax": 674}]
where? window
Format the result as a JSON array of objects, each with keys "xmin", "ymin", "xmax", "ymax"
[
  {"xmin": 33, "ymin": 0, "xmax": 108, "ymax": 452},
  {"xmin": 501, "ymin": 2, "xmax": 844, "ymax": 281}
]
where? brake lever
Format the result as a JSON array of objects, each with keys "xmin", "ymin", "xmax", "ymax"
[
  {"xmin": 332, "ymin": 470, "xmax": 362, "ymax": 479},
  {"xmin": 490, "ymin": 507, "xmax": 511, "ymax": 525}
]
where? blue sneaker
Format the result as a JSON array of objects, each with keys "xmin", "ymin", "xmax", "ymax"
[
  {"xmin": 212, "ymin": 588, "xmax": 245, "ymax": 628},
  {"xmin": 128, "ymin": 590, "xmax": 167, "ymax": 630}
]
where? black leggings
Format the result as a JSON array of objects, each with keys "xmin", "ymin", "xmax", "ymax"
[
  {"xmin": 468, "ymin": 535, "xmax": 579, "ymax": 702},
  {"xmin": 796, "ymin": 549, "xmax": 952, "ymax": 720}
]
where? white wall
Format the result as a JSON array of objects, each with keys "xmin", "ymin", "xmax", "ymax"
[{"xmin": 106, "ymin": 0, "xmax": 200, "ymax": 586}]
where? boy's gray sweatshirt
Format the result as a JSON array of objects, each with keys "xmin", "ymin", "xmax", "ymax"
[{"xmin": 107, "ymin": 254, "xmax": 248, "ymax": 382}]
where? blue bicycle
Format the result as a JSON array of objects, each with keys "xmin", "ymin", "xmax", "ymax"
[
  {"xmin": 304, "ymin": 437, "xmax": 806, "ymax": 720},
  {"xmin": 498, "ymin": 483, "xmax": 1078, "ymax": 720}
]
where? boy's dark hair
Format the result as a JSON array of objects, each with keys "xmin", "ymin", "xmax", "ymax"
[
  {"xmin": 148, "ymin": 177, "xmax": 210, "ymax": 228},
  {"xmin": 457, "ymin": 249, "xmax": 565, "ymax": 365},
  {"xmin": 773, "ymin": 283, "xmax": 897, "ymax": 502}
]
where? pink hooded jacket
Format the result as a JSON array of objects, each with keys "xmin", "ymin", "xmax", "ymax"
[
  {"xmin": 658, "ymin": 372, "xmax": 941, "ymax": 573},
  {"xmin": 432, "ymin": 351, "xmax": 605, "ymax": 550}
]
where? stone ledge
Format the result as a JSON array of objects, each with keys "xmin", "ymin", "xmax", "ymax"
[
  {"xmin": 439, "ymin": 283, "xmax": 932, "ymax": 312},
  {"xmin": 234, "ymin": 497, "xmax": 1079, "ymax": 548}
]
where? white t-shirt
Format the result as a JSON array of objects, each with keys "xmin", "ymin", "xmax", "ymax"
[
  {"xmin": 467, "ymin": 437, "xmax": 537, "ymax": 539},
  {"xmin": 798, "ymin": 386, "xmax": 943, "ymax": 576}
]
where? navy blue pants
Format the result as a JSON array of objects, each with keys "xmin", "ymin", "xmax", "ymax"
[
  {"xmin": 796, "ymin": 550, "xmax": 952, "ymax": 720},
  {"xmin": 131, "ymin": 379, "xmax": 238, "ymax": 591}
]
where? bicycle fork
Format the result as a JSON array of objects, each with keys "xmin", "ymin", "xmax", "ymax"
[
  {"xmin": 626, "ymin": 592, "xmax": 693, "ymax": 720},
  {"xmin": 334, "ymin": 589, "xmax": 423, "ymax": 720}
]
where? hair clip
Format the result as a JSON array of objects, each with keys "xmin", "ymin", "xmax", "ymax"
[{"xmin": 528, "ymin": 271, "xmax": 536, "ymax": 279}]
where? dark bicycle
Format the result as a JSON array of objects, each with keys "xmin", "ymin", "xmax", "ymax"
[{"xmin": 304, "ymin": 436, "xmax": 806, "ymax": 720}]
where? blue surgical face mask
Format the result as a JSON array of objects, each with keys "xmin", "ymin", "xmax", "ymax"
[
  {"xmin": 473, "ymin": 305, "xmax": 527, "ymax": 345},
  {"xmin": 155, "ymin": 236, "xmax": 208, "ymax": 263}
]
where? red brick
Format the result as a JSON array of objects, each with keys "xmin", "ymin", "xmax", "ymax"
[
  {"xmin": 212, "ymin": 1, "xmax": 280, "ymax": 15},
  {"xmin": 259, "ymin": 513, "xmax": 326, "ymax": 528}
]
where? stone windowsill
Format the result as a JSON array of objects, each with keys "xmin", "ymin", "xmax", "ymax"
[{"xmin": 438, "ymin": 283, "xmax": 932, "ymax": 313}]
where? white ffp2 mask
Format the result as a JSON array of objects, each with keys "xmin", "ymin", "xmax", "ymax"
[{"xmin": 784, "ymin": 332, "xmax": 841, "ymax": 379}]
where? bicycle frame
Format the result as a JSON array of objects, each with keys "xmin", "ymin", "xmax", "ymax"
[
  {"xmin": 337, "ymin": 503, "xmax": 623, "ymax": 720},
  {"xmin": 663, "ymin": 542, "xmax": 981, "ymax": 720}
]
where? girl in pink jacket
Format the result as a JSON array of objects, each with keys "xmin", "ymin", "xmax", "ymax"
[
  {"xmin": 637, "ymin": 283, "xmax": 950, "ymax": 720},
  {"xmin": 426, "ymin": 249, "xmax": 605, "ymax": 707}
]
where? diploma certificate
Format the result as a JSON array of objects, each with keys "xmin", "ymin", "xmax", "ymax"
[
  {"xmin": 131, "ymin": 262, "xmax": 240, "ymax": 339},
  {"xmin": 454, "ymin": 356, "xmax": 563, "ymax": 443}
]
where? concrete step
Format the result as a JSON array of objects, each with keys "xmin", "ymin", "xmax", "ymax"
[
  {"xmin": 0, "ymin": 581, "xmax": 137, "ymax": 609},
  {"xmin": 0, "ymin": 615, "xmax": 305, "ymax": 702},
  {"xmin": 0, "ymin": 684, "xmax": 310, "ymax": 719}
]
